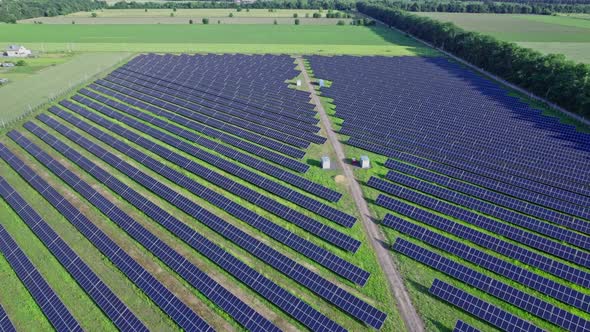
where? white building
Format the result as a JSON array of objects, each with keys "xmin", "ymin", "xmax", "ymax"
[
  {"xmin": 321, "ymin": 156, "xmax": 330, "ymax": 169},
  {"xmin": 4, "ymin": 45, "xmax": 31, "ymax": 57},
  {"xmin": 360, "ymin": 155, "xmax": 370, "ymax": 169}
]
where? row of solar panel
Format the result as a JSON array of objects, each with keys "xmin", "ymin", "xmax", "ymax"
[
  {"xmin": 372, "ymin": 181, "xmax": 589, "ymax": 269},
  {"xmin": 0, "ymin": 182, "xmax": 83, "ymax": 332},
  {"xmin": 42, "ymin": 109, "xmax": 368, "ymax": 286},
  {"xmin": 0, "ymin": 304, "xmax": 15, "ymax": 332},
  {"xmin": 66, "ymin": 95, "xmax": 358, "ymax": 248},
  {"xmin": 26, "ymin": 119, "xmax": 386, "ymax": 329},
  {"xmin": 384, "ymin": 154, "xmax": 589, "ymax": 218},
  {"xmin": 126, "ymin": 55, "xmax": 311, "ymax": 103},
  {"xmin": 125, "ymin": 55, "xmax": 314, "ymax": 113},
  {"xmin": 114, "ymin": 67, "xmax": 321, "ymax": 133},
  {"xmin": 81, "ymin": 86, "xmax": 340, "ymax": 202},
  {"xmin": 88, "ymin": 82, "xmax": 309, "ymax": 173},
  {"xmin": 95, "ymin": 78, "xmax": 307, "ymax": 159},
  {"xmin": 339, "ymin": 120, "xmax": 588, "ymax": 176},
  {"xmin": 342, "ymin": 125, "xmax": 589, "ymax": 197},
  {"xmin": 348, "ymin": 138, "xmax": 590, "ymax": 209},
  {"xmin": 375, "ymin": 193, "xmax": 590, "ymax": 288},
  {"xmin": 0, "ymin": 166, "xmax": 148, "ymax": 332},
  {"xmin": 8, "ymin": 129, "xmax": 279, "ymax": 332},
  {"xmin": 393, "ymin": 238, "xmax": 589, "ymax": 331},
  {"xmin": 384, "ymin": 160, "xmax": 590, "ymax": 229},
  {"xmin": 429, "ymin": 279, "xmax": 543, "ymax": 332},
  {"xmin": 107, "ymin": 71, "xmax": 323, "ymax": 146},
  {"xmin": 382, "ymin": 171, "xmax": 590, "ymax": 250},
  {"xmin": 384, "ymin": 214, "xmax": 590, "ymax": 313}
]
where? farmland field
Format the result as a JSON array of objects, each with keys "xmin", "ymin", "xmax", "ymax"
[
  {"xmin": 414, "ymin": 12, "xmax": 590, "ymax": 63},
  {"xmin": 0, "ymin": 24, "xmax": 435, "ymax": 55},
  {"xmin": 20, "ymin": 8, "xmax": 351, "ymax": 25}
]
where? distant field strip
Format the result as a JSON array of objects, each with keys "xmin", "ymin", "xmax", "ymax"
[
  {"xmin": 0, "ymin": 25, "xmax": 435, "ymax": 55},
  {"xmin": 20, "ymin": 17, "xmax": 352, "ymax": 25},
  {"xmin": 0, "ymin": 52, "xmax": 130, "ymax": 127},
  {"xmin": 415, "ymin": 12, "xmax": 590, "ymax": 63}
]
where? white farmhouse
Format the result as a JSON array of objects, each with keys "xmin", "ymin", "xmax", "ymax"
[{"xmin": 4, "ymin": 45, "xmax": 32, "ymax": 57}]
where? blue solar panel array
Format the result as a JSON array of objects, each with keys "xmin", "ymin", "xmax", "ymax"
[
  {"xmin": 0, "ymin": 304, "xmax": 16, "ymax": 332},
  {"xmin": 375, "ymin": 193, "xmax": 590, "ymax": 288},
  {"xmin": 429, "ymin": 279, "xmax": 544, "ymax": 332},
  {"xmin": 393, "ymin": 238, "xmax": 590, "ymax": 331},
  {"xmin": 371, "ymin": 180, "xmax": 590, "ymax": 268},
  {"xmin": 0, "ymin": 160, "xmax": 148, "ymax": 332},
  {"xmin": 383, "ymin": 214, "xmax": 590, "ymax": 314},
  {"xmin": 0, "ymin": 192, "xmax": 82, "ymax": 332},
  {"xmin": 27, "ymin": 118, "xmax": 385, "ymax": 329},
  {"xmin": 453, "ymin": 320, "xmax": 479, "ymax": 332},
  {"xmin": 384, "ymin": 160, "xmax": 590, "ymax": 233},
  {"xmin": 42, "ymin": 108, "xmax": 367, "ymax": 286},
  {"xmin": 89, "ymin": 81, "xmax": 310, "ymax": 173},
  {"xmin": 9, "ymin": 129, "xmax": 278, "ymax": 332},
  {"xmin": 66, "ymin": 94, "xmax": 355, "ymax": 231},
  {"xmin": 308, "ymin": 55, "xmax": 590, "ymax": 196},
  {"xmin": 78, "ymin": 87, "xmax": 341, "ymax": 202}
]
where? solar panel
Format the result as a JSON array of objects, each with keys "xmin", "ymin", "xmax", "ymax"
[
  {"xmin": 25, "ymin": 120, "xmax": 386, "ymax": 330},
  {"xmin": 8, "ymin": 130, "xmax": 280, "ymax": 332},
  {"xmin": 0, "ymin": 304, "xmax": 16, "ymax": 332},
  {"xmin": 393, "ymin": 238, "xmax": 590, "ymax": 331},
  {"xmin": 0, "ymin": 195, "xmax": 82, "ymax": 332},
  {"xmin": 43, "ymin": 108, "xmax": 367, "ymax": 285},
  {"xmin": 0, "ymin": 168, "xmax": 148, "ymax": 332},
  {"xmin": 429, "ymin": 279, "xmax": 544, "ymax": 332},
  {"xmin": 453, "ymin": 320, "xmax": 480, "ymax": 332},
  {"xmin": 384, "ymin": 214, "xmax": 590, "ymax": 313}
]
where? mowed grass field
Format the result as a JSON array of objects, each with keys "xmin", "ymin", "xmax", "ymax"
[
  {"xmin": 0, "ymin": 24, "xmax": 436, "ymax": 55},
  {"xmin": 415, "ymin": 12, "xmax": 590, "ymax": 63},
  {"xmin": 0, "ymin": 52, "xmax": 130, "ymax": 128},
  {"xmin": 20, "ymin": 9, "xmax": 351, "ymax": 25}
]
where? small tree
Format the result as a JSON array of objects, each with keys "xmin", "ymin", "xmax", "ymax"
[
  {"xmin": 16, "ymin": 60, "xmax": 27, "ymax": 66},
  {"xmin": 229, "ymin": 12, "xmax": 233, "ymax": 17},
  {"xmin": 170, "ymin": 13, "xmax": 174, "ymax": 17},
  {"xmin": 294, "ymin": 18, "xmax": 300, "ymax": 25},
  {"xmin": 144, "ymin": 8, "xmax": 148, "ymax": 12},
  {"xmin": 337, "ymin": 20, "xmax": 345, "ymax": 25},
  {"xmin": 236, "ymin": 7, "xmax": 242, "ymax": 12},
  {"xmin": 293, "ymin": 13, "xmax": 298, "ymax": 18},
  {"xmin": 189, "ymin": 19, "xmax": 193, "ymax": 24},
  {"xmin": 246, "ymin": 8, "xmax": 249, "ymax": 12},
  {"xmin": 72, "ymin": 20, "xmax": 75, "ymax": 24},
  {"xmin": 173, "ymin": 7, "xmax": 177, "ymax": 12},
  {"xmin": 218, "ymin": 20, "xmax": 221, "ymax": 24},
  {"xmin": 91, "ymin": 12, "xmax": 97, "ymax": 18},
  {"xmin": 273, "ymin": 19, "xmax": 277, "ymax": 24},
  {"xmin": 312, "ymin": 12, "xmax": 321, "ymax": 18},
  {"xmin": 202, "ymin": 18, "xmax": 209, "ymax": 24}
]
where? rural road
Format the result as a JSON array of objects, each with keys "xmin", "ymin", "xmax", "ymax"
[{"xmin": 296, "ymin": 57, "xmax": 425, "ymax": 332}]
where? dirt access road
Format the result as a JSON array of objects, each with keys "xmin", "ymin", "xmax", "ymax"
[{"xmin": 296, "ymin": 57, "xmax": 424, "ymax": 332}]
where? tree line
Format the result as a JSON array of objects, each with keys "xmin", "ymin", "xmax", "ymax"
[
  {"xmin": 110, "ymin": 0, "xmax": 356, "ymax": 10},
  {"xmin": 0, "ymin": 0, "xmax": 105, "ymax": 23},
  {"xmin": 357, "ymin": 2, "xmax": 590, "ymax": 119},
  {"xmin": 379, "ymin": 0, "xmax": 590, "ymax": 14}
]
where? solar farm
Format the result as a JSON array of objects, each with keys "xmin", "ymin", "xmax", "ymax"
[{"xmin": 0, "ymin": 50, "xmax": 589, "ymax": 332}]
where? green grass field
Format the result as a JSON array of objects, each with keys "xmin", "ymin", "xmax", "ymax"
[
  {"xmin": 0, "ymin": 24, "xmax": 435, "ymax": 55},
  {"xmin": 415, "ymin": 12, "xmax": 590, "ymax": 63},
  {"xmin": 0, "ymin": 52, "xmax": 130, "ymax": 128},
  {"xmin": 19, "ymin": 8, "xmax": 351, "ymax": 25}
]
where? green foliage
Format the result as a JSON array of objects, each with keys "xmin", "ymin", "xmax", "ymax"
[
  {"xmin": 358, "ymin": 2, "xmax": 590, "ymax": 117},
  {"xmin": 91, "ymin": 12, "xmax": 97, "ymax": 18},
  {"xmin": 295, "ymin": 18, "xmax": 300, "ymax": 24},
  {"xmin": 189, "ymin": 19, "xmax": 193, "ymax": 24},
  {"xmin": 274, "ymin": 18, "xmax": 278, "ymax": 24},
  {"xmin": 370, "ymin": 0, "xmax": 590, "ymax": 14},
  {"xmin": 202, "ymin": 17, "xmax": 209, "ymax": 24},
  {"xmin": 337, "ymin": 19, "xmax": 346, "ymax": 24},
  {"xmin": 15, "ymin": 60, "xmax": 27, "ymax": 66},
  {"xmin": 229, "ymin": 12, "xmax": 234, "ymax": 17},
  {"xmin": 294, "ymin": 13, "xmax": 299, "ymax": 17},
  {"xmin": 0, "ymin": 0, "xmax": 106, "ymax": 23}
]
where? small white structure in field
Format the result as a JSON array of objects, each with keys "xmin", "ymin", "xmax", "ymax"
[
  {"xmin": 4, "ymin": 45, "xmax": 31, "ymax": 57},
  {"xmin": 1, "ymin": 63, "xmax": 15, "ymax": 67},
  {"xmin": 296, "ymin": 79, "xmax": 302, "ymax": 87},
  {"xmin": 319, "ymin": 79, "xmax": 324, "ymax": 87},
  {"xmin": 360, "ymin": 155, "xmax": 370, "ymax": 169},
  {"xmin": 0, "ymin": 78, "xmax": 8, "ymax": 85},
  {"xmin": 321, "ymin": 156, "xmax": 330, "ymax": 169}
]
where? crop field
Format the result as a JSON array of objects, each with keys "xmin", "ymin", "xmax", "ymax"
[
  {"xmin": 0, "ymin": 24, "xmax": 435, "ymax": 55},
  {"xmin": 308, "ymin": 55, "xmax": 590, "ymax": 332},
  {"xmin": 415, "ymin": 12, "xmax": 590, "ymax": 63},
  {"xmin": 20, "ymin": 9, "xmax": 350, "ymax": 25},
  {"xmin": 0, "ymin": 52, "xmax": 130, "ymax": 129}
]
